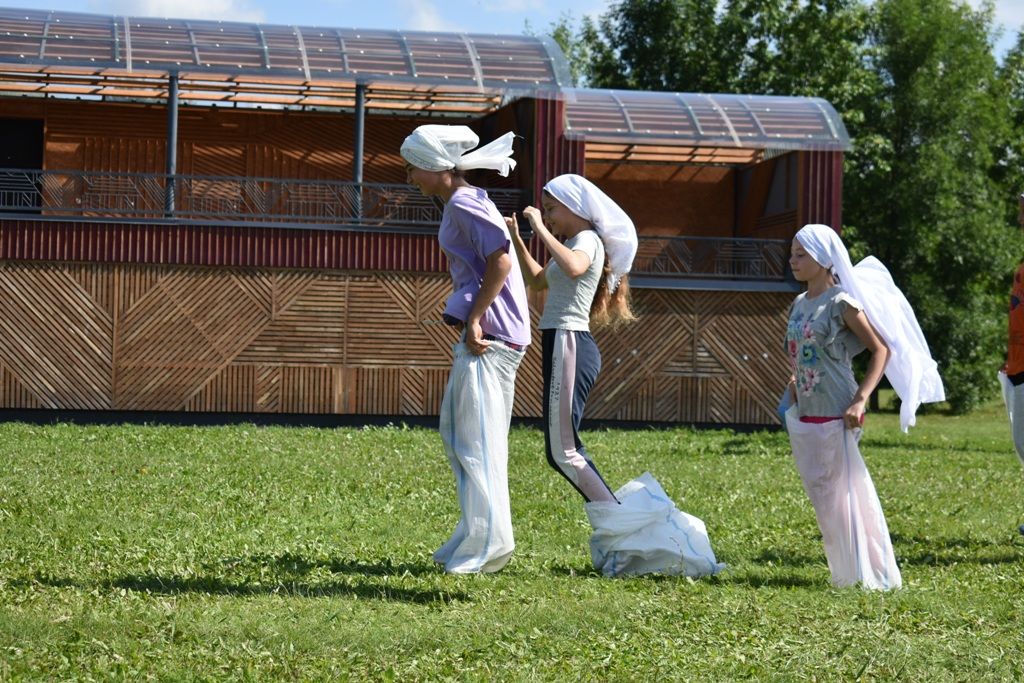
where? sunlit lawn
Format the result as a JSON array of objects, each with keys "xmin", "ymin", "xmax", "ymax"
[{"xmin": 1, "ymin": 397, "xmax": 1022, "ymax": 680}]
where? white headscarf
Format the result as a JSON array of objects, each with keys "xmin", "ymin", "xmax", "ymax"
[
  {"xmin": 400, "ymin": 124, "xmax": 517, "ymax": 177},
  {"xmin": 795, "ymin": 223, "xmax": 945, "ymax": 432},
  {"xmin": 543, "ymin": 174, "xmax": 637, "ymax": 293}
]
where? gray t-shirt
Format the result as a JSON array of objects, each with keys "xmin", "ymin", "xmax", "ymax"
[
  {"xmin": 538, "ymin": 229, "xmax": 604, "ymax": 331},
  {"xmin": 785, "ymin": 285, "xmax": 866, "ymax": 418}
]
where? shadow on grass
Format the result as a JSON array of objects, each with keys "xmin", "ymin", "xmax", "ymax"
[
  {"xmin": 753, "ymin": 547, "xmax": 822, "ymax": 568},
  {"xmin": 103, "ymin": 574, "xmax": 468, "ymax": 604},
  {"xmin": 712, "ymin": 571, "xmax": 822, "ymax": 589},
  {"xmin": 892, "ymin": 534, "xmax": 1024, "ymax": 567},
  {"xmin": 544, "ymin": 561, "xmax": 822, "ymax": 588},
  {"xmin": 544, "ymin": 563, "xmax": 607, "ymax": 579},
  {"xmin": 226, "ymin": 552, "xmax": 441, "ymax": 578},
  {"xmin": 718, "ymin": 438, "xmax": 789, "ymax": 456},
  {"xmin": 18, "ymin": 559, "xmax": 470, "ymax": 605},
  {"xmin": 864, "ymin": 440, "xmax": 1011, "ymax": 457}
]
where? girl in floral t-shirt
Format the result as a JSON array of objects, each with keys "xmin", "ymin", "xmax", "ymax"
[{"xmin": 782, "ymin": 224, "xmax": 943, "ymax": 590}]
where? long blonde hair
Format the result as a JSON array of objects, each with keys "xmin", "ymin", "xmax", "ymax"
[{"xmin": 590, "ymin": 261, "xmax": 636, "ymax": 330}]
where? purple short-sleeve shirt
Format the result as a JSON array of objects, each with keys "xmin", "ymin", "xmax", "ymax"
[{"xmin": 439, "ymin": 186, "xmax": 530, "ymax": 347}]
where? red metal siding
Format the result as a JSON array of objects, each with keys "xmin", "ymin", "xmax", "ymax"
[
  {"xmin": 530, "ymin": 97, "xmax": 585, "ymax": 260},
  {"xmin": 800, "ymin": 150, "xmax": 844, "ymax": 231},
  {"xmin": 534, "ymin": 97, "xmax": 584, "ymax": 202},
  {"xmin": 0, "ymin": 221, "xmax": 448, "ymax": 272}
]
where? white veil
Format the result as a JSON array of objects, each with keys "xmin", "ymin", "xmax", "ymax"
[
  {"xmin": 543, "ymin": 174, "xmax": 637, "ymax": 293},
  {"xmin": 795, "ymin": 224, "xmax": 945, "ymax": 431},
  {"xmin": 400, "ymin": 124, "xmax": 517, "ymax": 177}
]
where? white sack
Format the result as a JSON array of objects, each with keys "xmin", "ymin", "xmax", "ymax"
[
  {"xmin": 434, "ymin": 342, "xmax": 522, "ymax": 573},
  {"xmin": 785, "ymin": 405, "xmax": 902, "ymax": 590},
  {"xmin": 585, "ymin": 472, "xmax": 724, "ymax": 578}
]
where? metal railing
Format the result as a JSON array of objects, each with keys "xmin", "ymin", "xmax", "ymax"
[
  {"xmin": 0, "ymin": 168, "xmax": 790, "ymax": 280},
  {"xmin": 0, "ymin": 168, "xmax": 522, "ymax": 230},
  {"xmin": 631, "ymin": 235, "xmax": 789, "ymax": 280}
]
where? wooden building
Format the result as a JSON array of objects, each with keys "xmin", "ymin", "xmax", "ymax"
[{"xmin": 0, "ymin": 8, "xmax": 849, "ymax": 425}]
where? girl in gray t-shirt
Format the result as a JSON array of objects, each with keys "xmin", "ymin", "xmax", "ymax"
[
  {"xmin": 507, "ymin": 174, "xmax": 724, "ymax": 579},
  {"xmin": 508, "ymin": 185, "xmax": 633, "ymax": 503},
  {"xmin": 784, "ymin": 224, "xmax": 901, "ymax": 590}
]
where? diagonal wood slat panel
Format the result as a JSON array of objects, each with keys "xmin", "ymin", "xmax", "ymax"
[
  {"xmin": 229, "ymin": 271, "xmax": 273, "ymax": 317},
  {"xmin": 0, "ymin": 262, "xmax": 113, "ymax": 409},
  {"xmin": 116, "ymin": 270, "xmax": 238, "ymax": 410},
  {"xmin": 585, "ymin": 288, "xmax": 792, "ymax": 423},
  {"xmin": 68, "ymin": 263, "xmax": 115, "ymax": 319},
  {"xmin": 345, "ymin": 276, "xmax": 455, "ymax": 368},
  {"xmin": 0, "ymin": 361, "xmax": 43, "ymax": 409},
  {"xmin": 255, "ymin": 365, "xmax": 282, "ymax": 412},
  {"xmin": 236, "ymin": 277, "xmax": 344, "ymax": 365},
  {"xmin": 273, "ymin": 271, "xmax": 319, "ymax": 318},
  {"xmin": 401, "ymin": 368, "xmax": 426, "ymax": 416},
  {"xmin": 0, "ymin": 261, "xmax": 792, "ymax": 424},
  {"xmin": 511, "ymin": 305, "xmax": 544, "ymax": 417},
  {"xmin": 117, "ymin": 267, "xmax": 164, "ymax": 317}
]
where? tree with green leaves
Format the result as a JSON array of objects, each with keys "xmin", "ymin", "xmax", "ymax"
[
  {"xmin": 547, "ymin": 0, "xmax": 1022, "ymax": 411},
  {"xmin": 845, "ymin": 0, "xmax": 1019, "ymax": 411},
  {"xmin": 995, "ymin": 29, "xmax": 1024, "ymax": 229}
]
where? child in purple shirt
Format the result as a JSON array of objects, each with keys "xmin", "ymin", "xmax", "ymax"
[
  {"xmin": 439, "ymin": 185, "xmax": 531, "ymax": 348},
  {"xmin": 400, "ymin": 124, "xmax": 530, "ymax": 573}
]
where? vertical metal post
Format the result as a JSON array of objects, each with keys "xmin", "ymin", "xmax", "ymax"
[
  {"xmin": 353, "ymin": 81, "xmax": 366, "ymax": 220},
  {"xmin": 165, "ymin": 70, "xmax": 179, "ymax": 217}
]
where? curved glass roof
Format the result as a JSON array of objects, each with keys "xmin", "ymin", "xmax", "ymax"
[
  {"xmin": 0, "ymin": 8, "xmax": 850, "ymax": 152},
  {"xmin": 562, "ymin": 88, "xmax": 851, "ymax": 152},
  {"xmin": 0, "ymin": 7, "xmax": 570, "ymax": 90}
]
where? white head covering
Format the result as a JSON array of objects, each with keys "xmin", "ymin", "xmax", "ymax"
[
  {"xmin": 795, "ymin": 223, "xmax": 945, "ymax": 432},
  {"xmin": 543, "ymin": 174, "xmax": 637, "ymax": 293},
  {"xmin": 400, "ymin": 124, "xmax": 517, "ymax": 177}
]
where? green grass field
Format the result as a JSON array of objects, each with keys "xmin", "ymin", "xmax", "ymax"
[{"xmin": 1, "ymin": 398, "xmax": 1022, "ymax": 681}]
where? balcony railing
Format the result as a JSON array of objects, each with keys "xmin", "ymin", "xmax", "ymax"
[
  {"xmin": 631, "ymin": 235, "xmax": 790, "ymax": 280},
  {"xmin": 0, "ymin": 168, "xmax": 522, "ymax": 231},
  {"xmin": 0, "ymin": 168, "xmax": 790, "ymax": 280}
]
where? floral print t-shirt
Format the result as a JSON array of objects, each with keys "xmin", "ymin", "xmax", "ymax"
[{"xmin": 785, "ymin": 286, "xmax": 865, "ymax": 418}]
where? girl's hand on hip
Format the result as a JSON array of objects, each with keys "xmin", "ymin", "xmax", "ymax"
[
  {"xmin": 465, "ymin": 318, "xmax": 490, "ymax": 356},
  {"xmin": 844, "ymin": 398, "xmax": 867, "ymax": 429}
]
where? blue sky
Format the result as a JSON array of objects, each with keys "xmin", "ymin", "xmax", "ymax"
[{"xmin": 6, "ymin": 0, "xmax": 1023, "ymax": 58}]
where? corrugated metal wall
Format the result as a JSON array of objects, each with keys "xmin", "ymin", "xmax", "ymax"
[
  {"xmin": 533, "ymin": 97, "xmax": 584, "ymax": 205},
  {"xmin": 800, "ymin": 150, "xmax": 844, "ymax": 231},
  {"xmin": 0, "ymin": 220, "xmax": 449, "ymax": 272}
]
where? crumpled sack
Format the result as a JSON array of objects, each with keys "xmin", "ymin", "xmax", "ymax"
[{"xmin": 585, "ymin": 472, "xmax": 725, "ymax": 578}]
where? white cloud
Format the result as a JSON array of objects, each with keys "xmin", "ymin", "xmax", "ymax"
[
  {"xmin": 478, "ymin": 0, "xmax": 546, "ymax": 13},
  {"xmin": 962, "ymin": 0, "xmax": 1022, "ymax": 59},
  {"xmin": 90, "ymin": 0, "xmax": 266, "ymax": 23},
  {"xmin": 397, "ymin": 0, "xmax": 462, "ymax": 32},
  {"xmin": 966, "ymin": 0, "xmax": 1024, "ymax": 29}
]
